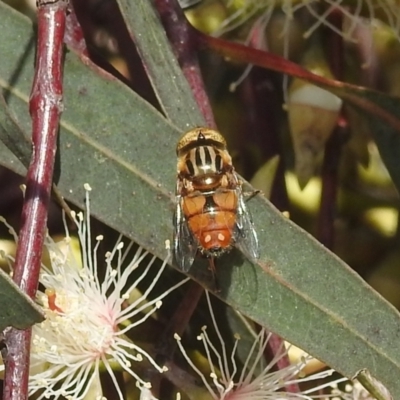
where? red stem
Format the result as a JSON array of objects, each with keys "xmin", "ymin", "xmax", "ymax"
[
  {"xmin": 317, "ymin": 118, "xmax": 348, "ymax": 248},
  {"xmin": 240, "ymin": 68, "xmax": 289, "ymax": 211},
  {"xmin": 153, "ymin": 281, "xmax": 204, "ymax": 396},
  {"xmin": 263, "ymin": 331, "xmax": 300, "ymax": 393},
  {"xmin": 194, "ymin": 29, "xmax": 346, "ymax": 89},
  {"xmin": 153, "ymin": 0, "xmax": 216, "ymax": 128},
  {"xmin": 325, "ymin": 9, "xmax": 344, "ymax": 82},
  {"xmin": 157, "ymin": 281, "xmax": 204, "ymax": 361},
  {"xmin": 3, "ymin": 2, "xmax": 66, "ymax": 399},
  {"xmin": 317, "ymin": 9, "xmax": 346, "ymax": 249}
]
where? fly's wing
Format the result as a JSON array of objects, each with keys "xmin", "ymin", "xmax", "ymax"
[
  {"xmin": 173, "ymin": 195, "xmax": 198, "ymax": 272},
  {"xmin": 234, "ymin": 190, "xmax": 259, "ymax": 262}
]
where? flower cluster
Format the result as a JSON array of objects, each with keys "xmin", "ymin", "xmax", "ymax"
[
  {"xmin": 175, "ymin": 290, "xmax": 345, "ymax": 400},
  {"xmin": 1, "ymin": 184, "xmax": 189, "ymax": 400},
  {"xmin": 214, "ymin": 0, "xmax": 400, "ymax": 43}
]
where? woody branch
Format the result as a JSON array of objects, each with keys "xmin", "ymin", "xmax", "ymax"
[{"xmin": 3, "ymin": 1, "xmax": 67, "ymax": 400}]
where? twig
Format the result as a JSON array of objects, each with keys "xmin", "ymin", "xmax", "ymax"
[
  {"xmin": 3, "ymin": 1, "xmax": 67, "ymax": 399},
  {"xmin": 156, "ymin": 280, "xmax": 204, "ymax": 363},
  {"xmin": 240, "ymin": 67, "xmax": 289, "ymax": 210},
  {"xmin": 262, "ymin": 330, "xmax": 301, "ymax": 394},
  {"xmin": 317, "ymin": 119, "xmax": 348, "ymax": 248},
  {"xmin": 317, "ymin": 9, "xmax": 347, "ymax": 249},
  {"xmin": 153, "ymin": 0, "xmax": 216, "ymax": 128}
]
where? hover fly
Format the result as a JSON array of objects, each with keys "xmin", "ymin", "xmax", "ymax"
[{"xmin": 173, "ymin": 127, "xmax": 259, "ymax": 275}]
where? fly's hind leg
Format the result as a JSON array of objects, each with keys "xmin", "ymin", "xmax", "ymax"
[
  {"xmin": 208, "ymin": 256, "xmax": 221, "ymax": 292},
  {"xmin": 238, "ymin": 177, "xmax": 262, "ymax": 203}
]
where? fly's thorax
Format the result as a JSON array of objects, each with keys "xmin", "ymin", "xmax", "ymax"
[
  {"xmin": 176, "ymin": 128, "xmax": 234, "ymax": 193},
  {"xmin": 190, "ymin": 174, "xmax": 224, "ymax": 191},
  {"xmin": 181, "ymin": 145, "xmax": 231, "ymax": 177}
]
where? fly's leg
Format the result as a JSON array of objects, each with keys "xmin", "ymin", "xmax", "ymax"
[
  {"xmin": 244, "ymin": 189, "xmax": 261, "ymax": 203},
  {"xmin": 208, "ymin": 256, "xmax": 220, "ymax": 292}
]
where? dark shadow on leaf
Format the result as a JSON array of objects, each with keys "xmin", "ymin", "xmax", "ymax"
[{"xmin": 3, "ymin": 33, "xmax": 34, "ymax": 104}]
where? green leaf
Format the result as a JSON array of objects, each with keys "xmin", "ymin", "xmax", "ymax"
[
  {"xmin": 0, "ymin": 90, "xmax": 31, "ymax": 167},
  {"xmin": 115, "ymin": 0, "xmax": 204, "ymax": 128},
  {"xmin": 0, "ymin": 268, "xmax": 44, "ymax": 331},
  {"xmin": 1, "ymin": 3, "xmax": 400, "ymax": 397}
]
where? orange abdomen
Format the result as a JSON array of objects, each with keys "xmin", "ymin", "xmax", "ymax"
[
  {"xmin": 188, "ymin": 211, "xmax": 236, "ymax": 251},
  {"xmin": 182, "ymin": 190, "xmax": 238, "ymax": 254}
]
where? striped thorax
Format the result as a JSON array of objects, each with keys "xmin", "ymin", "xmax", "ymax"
[{"xmin": 177, "ymin": 128, "xmax": 233, "ymax": 191}]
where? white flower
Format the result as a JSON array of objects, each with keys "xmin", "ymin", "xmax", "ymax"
[
  {"xmin": 214, "ymin": 0, "xmax": 400, "ymax": 43},
  {"xmin": 175, "ymin": 290, "xmax": 345, "ymax": 400},
  {"xmin": 1, "ymin": 184, "xmax": 189, "ymax": 400}
]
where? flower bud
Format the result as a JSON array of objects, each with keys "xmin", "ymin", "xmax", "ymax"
[{"xmin": 287, "ymin": 43, "xmax": 342, "ymax": 188}]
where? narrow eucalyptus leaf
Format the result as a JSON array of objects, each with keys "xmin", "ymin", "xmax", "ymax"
[
  {"xmin": 0, "ymin": 269, "xmax": 44, "ymax": 331},
  {"xmin": 115, "ymin": 0, "xmax": 205, "ymax": 128}
]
